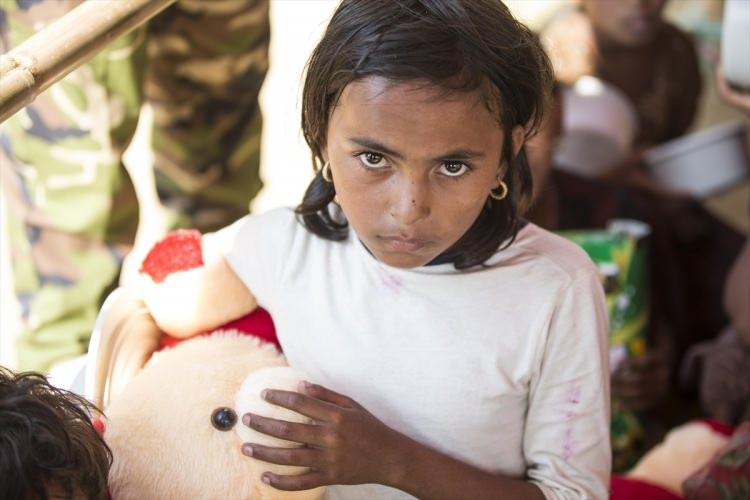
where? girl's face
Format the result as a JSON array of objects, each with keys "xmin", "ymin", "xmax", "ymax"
[{"xmin": 325, "ymin": 76, "xmax": 521, "ymax": 269}]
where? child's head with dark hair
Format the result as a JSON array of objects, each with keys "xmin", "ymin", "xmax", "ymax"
[
  {"xmin": 580, "ymin": 0, "xmax": 667, "ymax": 48},
  {"xmin": 0, "ymin": 367, "xmax": 111, "ymax": 500},
  {"xmin": 296, "ymin": 0, "xmax": 553, "ymax": 269}
]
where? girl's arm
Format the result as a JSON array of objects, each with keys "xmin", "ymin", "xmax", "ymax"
[{"xmin": 242, "ymin": 382, "xmax": 545, "ymax": 500}]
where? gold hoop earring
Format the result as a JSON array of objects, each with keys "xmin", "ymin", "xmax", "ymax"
[
  {"xmin": 489, "ymin": 179, "xmax": 508, "ymax": 201},
  {"xmin": 321, "ymin": 162, "xmax": 333, "ymax": 183}
]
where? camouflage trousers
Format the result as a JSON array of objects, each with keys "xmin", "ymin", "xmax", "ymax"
[{"xmin": 0, "ymin": 0, "xmax": 269, "ymax": 372}]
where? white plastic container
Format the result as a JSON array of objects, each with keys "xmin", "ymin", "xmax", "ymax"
[
  {"xmin": 554, "ymin": 76, "xmax": 638, "ymax": 178},
  {"xmin": 722, "ymin": 0, "xmax": 750, "ymax": 89},
  {"xmin": 643, "ymin": 121, "xmax": 750, "ymax": 198}
]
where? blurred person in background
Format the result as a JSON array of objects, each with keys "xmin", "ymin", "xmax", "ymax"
[
  {"xmin": 526, "ymin": 0, "xmax": 746, "ymax": 466},
  {"xmin": 714, "ymin": 62, "xmax": 750, "ymax": 362},
  {"xmin": 0, "ymin": 0, "xmax": 270, "ymax": 372},
  {"xmin": 679, "ymin": 64, "xmax": 750, "ymax": 429}
]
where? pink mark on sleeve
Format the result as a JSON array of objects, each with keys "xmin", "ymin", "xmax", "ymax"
[
  {"xmin": 564, "ymin": 383, "xmax": 582, "ymax": 420},
  {"xmin": 567, "ymin": 384, "xmax": 582, "ymax": 405},
  {"xmin": 562, "ymin": 427, "xmax": 576, "ymax": 460},
  {"xmin": 561, "ymin": 383, "xmax": 582, "ymax": 459}
]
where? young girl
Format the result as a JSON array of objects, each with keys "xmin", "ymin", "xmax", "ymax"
[{"xmin": 142, "ymin": 0, "xmax": 611, "ymax": 497}]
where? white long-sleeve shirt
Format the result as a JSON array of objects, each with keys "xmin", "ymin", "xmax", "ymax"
[{"xmin": 212, "ymin": 207, "xmax": 611, "ymax": 499}]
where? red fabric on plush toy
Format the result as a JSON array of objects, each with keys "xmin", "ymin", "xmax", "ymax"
[
  {"xmin": 139, "ymin": 229, "xmax": 205, "ymax": 283},
  {"xmin": 611, "ymin": 475, "xmax": 681, "ymax": 500},
  {"xmin": 158, "ymin": 307, "xmax": 279, "ymax": 351}
]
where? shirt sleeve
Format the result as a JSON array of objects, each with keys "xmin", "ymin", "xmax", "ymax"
[{"xmin": 524, "ymin": 267, "xmax": 611, "ymax": 499}]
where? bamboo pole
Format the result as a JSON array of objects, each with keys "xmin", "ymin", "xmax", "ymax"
[{"xmin": 0, "ymin": 0, "xmax": 177, "ymax": 124}]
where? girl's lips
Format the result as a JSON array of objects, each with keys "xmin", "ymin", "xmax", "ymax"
[{"xmin": 380, "ymin": 236, "xmax": 429, "ymax": 252}]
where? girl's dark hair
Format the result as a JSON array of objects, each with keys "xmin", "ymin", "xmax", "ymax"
[
  {"xmin": 295, "ymin": 0, "xmax": 553, "ymax": 268},
  {"xmin": 0, "ymin": 367, "xmax": 112, "ymax": 500}
]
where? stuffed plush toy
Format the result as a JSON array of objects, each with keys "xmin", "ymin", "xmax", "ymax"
[
  {"xmin": 611, "ymin": 419, "xmax": 750, "ymax": 499},
  {"xmin": 90, "ymin": 230, "xmax": 325, "ymax": 500}
]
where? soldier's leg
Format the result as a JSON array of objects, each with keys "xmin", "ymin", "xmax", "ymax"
[
  {"xmin": 145, "ymin": 0, "xmax": 270, "ymax": 233},
  {"xmin": 0, "ymin": 1, "xmax": 146, "ymax": 372}
]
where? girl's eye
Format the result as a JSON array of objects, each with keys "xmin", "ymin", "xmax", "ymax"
[
  {"xmin": 357, "ymin": 152, "xmax": 387, "ymax": 169},
  {"xmin": 438, "ymin": 161, "xmax": 469, "ymax": 177}
]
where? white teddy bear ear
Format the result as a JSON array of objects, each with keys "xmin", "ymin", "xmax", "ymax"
[{"xmin": 235, "ymin": 366, "xmax": 311, "ymax": 448}]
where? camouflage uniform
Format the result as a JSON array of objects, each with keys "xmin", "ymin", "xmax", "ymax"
[{"xmin": 0, "ymin": 0, "xmax": 269, "ymax": 371}]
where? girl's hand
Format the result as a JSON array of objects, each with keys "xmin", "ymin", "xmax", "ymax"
[{"xmin": 240, "ymin": 381, "xmax": 405, "ymax": 490}]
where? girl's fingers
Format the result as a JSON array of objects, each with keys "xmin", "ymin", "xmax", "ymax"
[
  {"xmin": 241, "ymin": 441, "xmax": 319, "ymax": 468},
  {"xmin": 242, "ymin": 413, "xmax": 325, "ymax": 446},
  {"xmin": 299, "ymin": 381, "xmax": 360, "ymax": 409},
  {"xmin": 260, "ymin": 383, "xmax": 360, "ymax": 420},
  {"xmin": 261, "ymin": 470, "xmax": 328, "ymax": 491},
  {"xmin": 260, "ymin": 388, "xmax": 334, "ymax": 421}
]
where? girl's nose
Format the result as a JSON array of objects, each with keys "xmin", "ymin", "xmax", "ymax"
[{"xmin": 389, "ymin": 176, "xmax": 430, "ymax": 225}]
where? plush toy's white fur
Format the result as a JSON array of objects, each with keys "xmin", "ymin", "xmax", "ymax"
[
  {"xmin": 104, "ymin": 332, "xmax": 325, "ymax": 500},
  {"xmin": 626, "ymin": 421, "xmax": 729, "ymax": 496}
]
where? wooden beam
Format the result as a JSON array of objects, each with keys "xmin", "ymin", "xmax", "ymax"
[{"xmin": 0, "ymin": 0, "xmax": 177, "ymax": 123}]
